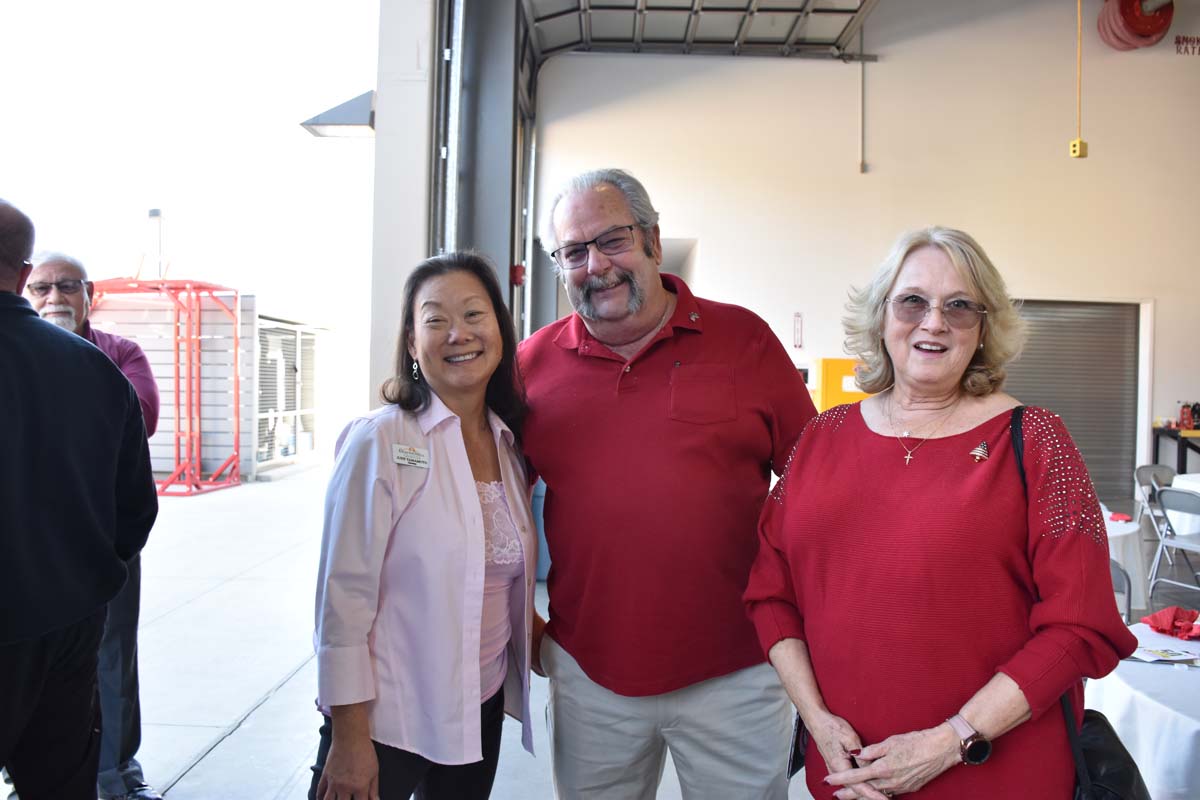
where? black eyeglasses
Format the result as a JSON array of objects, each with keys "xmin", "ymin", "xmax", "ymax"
[
  {"xmin": 26, "ymin": 279, "xmax": 85, "ymax": 297},
  {"xmin": 550, "ymin": 225, "xmax": 637, "ymax": 270},
  {"xmin": 889, "ymin": 294, "xmax": 987, "ymax": 329}
]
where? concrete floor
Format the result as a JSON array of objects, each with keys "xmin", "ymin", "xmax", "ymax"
[
  {"xmin": 88, "ymin": 465, "xmax": 1198, "ymax": 799},
  {"xmin": 124, "ymin": 465, "xmax": 815, "ymax": 800}
]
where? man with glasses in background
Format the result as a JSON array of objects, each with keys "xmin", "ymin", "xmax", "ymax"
[
  {"xmin": 518, "ymin": 169, "xmax": 817, "ymax": 799},
  {"xmin": 0, "ymin": 201, "xmax": 157, "ymax": 800},
  {"xmin": 21, "ymin": 253, "xmax": 162, "ymax": 800}
]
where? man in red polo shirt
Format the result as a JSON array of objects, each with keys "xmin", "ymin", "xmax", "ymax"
[{"xmin": 519, "ymin": 169, "xmax": 817, "ymax": 798}]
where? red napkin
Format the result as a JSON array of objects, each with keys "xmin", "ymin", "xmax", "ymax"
[
  {"xmin": 1141, "ymin": 606, "xmax": 1200, "ymax": 640},
  {"xmin": 1109, "ymin": 512, "xmax": 1132, "ymax": 522}
]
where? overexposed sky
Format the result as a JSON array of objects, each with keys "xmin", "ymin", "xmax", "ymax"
[{"xmin": 0, "ymin": 0, "xmax": 379, "ymax": 327}]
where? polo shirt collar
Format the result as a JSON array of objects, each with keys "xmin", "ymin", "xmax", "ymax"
[
  {"xmin": 553, "ymin": 272, "xmax": 703, "ymax": 352},
  {"xmin": 416, "ymin": 390, "xmax": 516, "ymax": 447}
]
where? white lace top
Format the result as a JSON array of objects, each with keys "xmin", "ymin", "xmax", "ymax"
[{"xmin": 478, "ymin": 481, "xmax": 524, "ymax": 700}]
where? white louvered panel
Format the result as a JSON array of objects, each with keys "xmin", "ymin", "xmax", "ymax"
[
  {"xmin": 256, "ymin": 321, "xmax": 322, "ymax": 466},
  {"xmin": 90, "ymin": 292, "xmax": 257, "ymax": 480}
]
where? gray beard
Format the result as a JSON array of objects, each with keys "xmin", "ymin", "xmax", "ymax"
[
  {"xmin": 42, "ymin": 313, "xmax": 78, "ymax": 331},
  {"xmin": 574, "ymin": 271, "xmax": 644, "ymax": 320}
]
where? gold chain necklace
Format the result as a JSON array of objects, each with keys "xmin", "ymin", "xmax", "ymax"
[{"xmin": 887, "ymin": 393, "xmax": 962, "ymax": 465}]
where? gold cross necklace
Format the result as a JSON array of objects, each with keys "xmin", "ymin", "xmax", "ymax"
[{"xmin": 887, "ymin": 393, "xmax": 962, "ymax": 465}]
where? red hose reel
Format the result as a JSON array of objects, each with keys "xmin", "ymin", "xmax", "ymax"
[{"xmin": 1098, "ymin": 0, "xmax": 1174, "ymax": 51}]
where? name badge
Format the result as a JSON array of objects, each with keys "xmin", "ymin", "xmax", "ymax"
[{"xmin": 392, "ymin": 444, "xmax": 430, "ymax": 469}]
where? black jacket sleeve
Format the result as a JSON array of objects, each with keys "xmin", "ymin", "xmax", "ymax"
[{"xmin": 114, "ymin": 381, "xmax": 158, "ymax": 560}]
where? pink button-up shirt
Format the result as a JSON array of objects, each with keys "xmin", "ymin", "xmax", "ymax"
[{"xmin": 314, "ymin": 396, "xmax": 537, "ymax": 763}]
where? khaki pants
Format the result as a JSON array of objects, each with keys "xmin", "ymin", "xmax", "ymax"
[{"xmin": 542, "ymin": 636, "xmax": 792, "ymax": 800}]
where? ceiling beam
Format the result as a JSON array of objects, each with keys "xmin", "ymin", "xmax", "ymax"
[
  {"xmin": 634, "ymin": 0, "xmax": 647, "ymax": 52},
  {"xmin": 581, "ymin": 0, "xmax": 592, "ymax": 50},
  {"xmin": 835, "ymin": 0, "xmax": 881, "ymax": 54},
  {"xmin": 518, "ymin": 0, "xmax": 544, "ymax": 67},
  {"xmin": 733, "ymin": 0, "xmax": 761, "ymax": 54},
  {"xmin": 683, "ymin": 0, "xmax": 703, "ymax": 55}
]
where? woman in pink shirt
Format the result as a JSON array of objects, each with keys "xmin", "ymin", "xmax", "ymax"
[{"xmin": 310, "ymin": 252, "xmax": 537, "ymax": 800}]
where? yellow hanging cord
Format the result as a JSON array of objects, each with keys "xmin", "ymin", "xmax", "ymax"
[{"xmin": 1076, "ymin": 0, "xmax": 1083, "ymax": 141}]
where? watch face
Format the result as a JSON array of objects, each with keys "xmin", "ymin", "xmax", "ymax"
[{"xmin": 964, "ymin": 737, "xmax": 992, "ymax": 765}]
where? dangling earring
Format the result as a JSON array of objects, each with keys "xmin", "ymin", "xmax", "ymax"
[{"xmin": 412, "ymin": 360, "xmax": 421, "ymax": 382}]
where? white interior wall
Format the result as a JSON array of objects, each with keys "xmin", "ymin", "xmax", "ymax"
[{"xmin": 533, "ymin": 0, "xmax": 1200, "ymax": 437}]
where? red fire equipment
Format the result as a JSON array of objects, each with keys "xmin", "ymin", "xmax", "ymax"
[{"xmin": 92, "ymin": 278, "xmax": 242, "ymax": 496}]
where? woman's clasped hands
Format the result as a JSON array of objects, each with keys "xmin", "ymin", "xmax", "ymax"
[{"xmin": 822, "ymin": 722, "xmax": 960, "ymax": 799}]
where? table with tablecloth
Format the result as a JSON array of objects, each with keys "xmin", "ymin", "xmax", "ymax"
[
  {"xmin": 1168, "ymin": 473, "xmax": 1200, "ymax": 535},
  {"xmin": 1085, "ymin": 622, "xmax": 1200, "ymax": 800},
  {"xmin": 1102, "ymin": 505, "xmax": 1147, "ymax": 610}
]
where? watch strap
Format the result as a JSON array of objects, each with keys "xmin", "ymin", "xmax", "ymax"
[{"xmin": 946, "ymin": 714, "xmax": 977, "ymax": 741}]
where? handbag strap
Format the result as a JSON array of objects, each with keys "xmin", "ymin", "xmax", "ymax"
[
  {"xmin": 1009, "ymin": 406, "xmax": 1093, "ymax": 793},
  {"xmin": 1060, "ymin": 694, "xmax": 1093, "ymax": 792},
  {"xmin": 1010, "ymin": 405, "xmax": 1026, "ymax": 493}
]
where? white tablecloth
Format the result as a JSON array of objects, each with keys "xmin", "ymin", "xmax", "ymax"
[
  {"xmin": 1169, "ymin": 474, "xmax": 1200, "ymax": 535},
  {"xmin": 1085, "ymin": 623, "xmax": 1200, "ymax": 800},
  {"xmin": 1103, "ymin": 505, "xmax": 1148, "ymax": 610}
]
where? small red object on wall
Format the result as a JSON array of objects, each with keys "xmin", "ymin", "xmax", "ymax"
[{"xmin": 510, "ymin": 264, "xmax": 526, "ymax": 287}]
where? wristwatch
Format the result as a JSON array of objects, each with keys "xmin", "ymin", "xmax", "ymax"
[{"xmin": 946, "ymin": 714, "xmax": 992, "ymax": 766}]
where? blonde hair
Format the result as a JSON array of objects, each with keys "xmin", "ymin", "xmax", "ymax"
[{"xmin": 844, "ymin": 227, "xmax": 1027, "ymax": 396}]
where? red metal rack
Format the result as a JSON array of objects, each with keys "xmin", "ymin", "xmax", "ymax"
[{"xmin": 92, "ymin": 278, "xmax": 242, "ymax": 496}]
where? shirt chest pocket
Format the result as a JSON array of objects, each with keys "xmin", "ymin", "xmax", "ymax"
[{"xmin": 669, "ymin": 363, "xmax": 737, "ymax": 424}]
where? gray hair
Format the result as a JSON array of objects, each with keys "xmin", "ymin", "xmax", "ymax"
[
  {"xmin": 844, "ymin": 226, "xmax": 1027, "ymax": 397},
  {"xmin": 31, "ymin": 251, "xmax": 89, "ymax": 280},
  {"xmin": 539, "ymin": 168, "xmax": 661, "ymax": 262}
]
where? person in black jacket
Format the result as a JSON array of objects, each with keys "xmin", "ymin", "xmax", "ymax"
[{"xmin": 0, "ymin": 199, "xmax": 158, "ymax": 800}]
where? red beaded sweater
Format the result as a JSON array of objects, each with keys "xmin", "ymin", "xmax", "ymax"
[{"xmin": 745, "ymin": 404, "xmax": 1137, "ymax": 799}]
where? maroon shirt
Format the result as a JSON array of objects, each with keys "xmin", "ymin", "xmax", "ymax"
[
  {"xmin": 84, "ymin": 322, "xmax": 160, "ymax": 436},
  {"xmin": 519, "ymin": 274, "xmax": 816, "ymax": 696}
]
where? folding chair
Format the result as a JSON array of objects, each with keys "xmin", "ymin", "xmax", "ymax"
[
  {"xmin": 1148, "ymin": 487, "xmax": 1200, "ymax": 600},
  {"xmin": 1149, "ymin": 474, "xmax": 1178, "ymax": 565},
  {"xmin": 1135, "ymin": 464, "xmax": 1176, "ymax": 548},
  {"xmin": 1109, "ymin": 558, "xmax": 1132, "ymax": 624}
]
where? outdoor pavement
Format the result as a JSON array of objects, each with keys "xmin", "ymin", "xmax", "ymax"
[{"xmin": 131, "ymin": 464, "xmax": 815, "ymax": 799}]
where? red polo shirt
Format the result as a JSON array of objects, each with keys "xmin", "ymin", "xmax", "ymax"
[{"xmin": 518, "ymin": 274, "xmax": 816, "ymax": 696}]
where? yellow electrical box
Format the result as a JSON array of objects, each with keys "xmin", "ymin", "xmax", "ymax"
[{"xmin": 1069, "ymin": 138, "xmax": 1088, "ymax": 158}]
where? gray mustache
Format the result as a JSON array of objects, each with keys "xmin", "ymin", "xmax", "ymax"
[{"xmin": 580, "ymin": 271, "xmax": 633, "ymax": 298}]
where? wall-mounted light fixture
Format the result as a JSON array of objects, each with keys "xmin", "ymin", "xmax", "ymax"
[{"xmin": 300, "ymin": 90, "xmax": 375, "ymax": 137}]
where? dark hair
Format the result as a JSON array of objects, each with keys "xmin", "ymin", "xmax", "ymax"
[
  {"xmin": 381, "ymin": 251, "xmax": 527, "ymax": 440},
  {"xmin": 0, "ymin": 200, "xmax": 35, "ymax": 280}
]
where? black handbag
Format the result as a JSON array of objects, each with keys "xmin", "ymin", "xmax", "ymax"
[
  {"xmin": 1010, "ymin": 407, "xmax": 1152, "ymax": 800},
  {"xmin": 1061, "ymin": 694, "xmax": 1151, "ymax": 800},
  {"xmin": 786, "ymin": 711, "xmax": 808, "ymax": 779}
]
